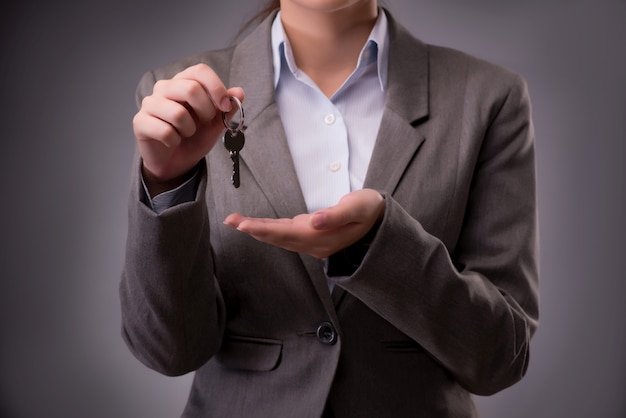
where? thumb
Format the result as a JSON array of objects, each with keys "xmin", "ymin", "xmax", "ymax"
[
  {"xmin": 310, "ymin": 190, "xmax": 385, "ymax": 230},
  {"xmin": 309, "ymin": 212, "xmax": 329, "ymax": 230},
  {"xmin": 221, "ymin": 87, "xmax": 245, "ymax": 126},
  {"xmin": 309, "ymin": 205, "xmax": 352, "ymax": 230},
  {"xmin": 308, "ymin": 191, "xmax": 364, "ymax": 230}
]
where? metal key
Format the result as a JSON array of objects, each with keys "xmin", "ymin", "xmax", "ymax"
[
  {"xmin": 223, "ymin": 129, "xmax": 245, "ymax": 188},
  {"xmin": 221, "ymin": 96, "xmax": 245, "ymax": 188}
]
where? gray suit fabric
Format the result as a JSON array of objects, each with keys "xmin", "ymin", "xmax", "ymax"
[{"xmin": 120, "ymin": 9, "xmax": 539, "ymax": 418}]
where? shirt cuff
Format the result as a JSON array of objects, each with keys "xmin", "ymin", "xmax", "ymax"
[{"xmin": 140, "ymin": 168, "xmax": 201, "ymax": 214}]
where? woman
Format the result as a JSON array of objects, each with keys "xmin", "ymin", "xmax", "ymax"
[{"xmin": 121, "ymin": 0, "xmax": 539, "ymax": 416}]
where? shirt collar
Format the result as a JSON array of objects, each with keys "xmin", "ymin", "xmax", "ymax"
[{"xmin": 271, "ymin": 9, "xmax": 389, "ymax": 91}]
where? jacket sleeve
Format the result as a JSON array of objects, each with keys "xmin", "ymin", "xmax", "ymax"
[
  {"xmin": 333, "ymin": 73, "xmax": 539, "ymax": 396},
  {"xmin": 119, "ymin": 70, "xmax": 226, "ymax": 377}
]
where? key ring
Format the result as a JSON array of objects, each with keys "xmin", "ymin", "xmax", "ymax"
[{"xmin": 222, "ymin": 96, "xmax": 244, "ymax": 134}]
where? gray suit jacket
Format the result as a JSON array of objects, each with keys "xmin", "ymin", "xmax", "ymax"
[{"xmin": 121, "ymin": 9, "xmax": 539, "ymax": 418}]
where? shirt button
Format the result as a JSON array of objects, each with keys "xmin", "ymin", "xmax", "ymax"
[
  {"xmin": 324, "ymin": 114, "xmax": 336, "ymax": 125},
  {"xmin": 329, "ymin": 162, "xmax": 341, "ymax": 172},
  {"xmin": 316, "ymin": 322, "xmax": 337, "ymax": 345}
]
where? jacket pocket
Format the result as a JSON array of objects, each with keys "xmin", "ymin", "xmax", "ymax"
[{"xmin": 216, "ymin": 335, "xmax": 283, "ymax": 372}]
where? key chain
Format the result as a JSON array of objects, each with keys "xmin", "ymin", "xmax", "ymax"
[{"xmin": 221, "ymin": 96, "xmax": 245, "ymax": 188}]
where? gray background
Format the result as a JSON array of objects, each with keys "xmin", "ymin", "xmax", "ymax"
[{"xmin": 1, "ymin": 0, "xmax": 624, "ymax": 417}]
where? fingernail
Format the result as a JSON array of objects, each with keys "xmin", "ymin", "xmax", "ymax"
[
  {"xmin": 221, "ymin": 97, "xmax": 232, "ymax": 112},
  {"xmin": 310, "ymin": 213, "xmax": 326, "ymax": 229}
]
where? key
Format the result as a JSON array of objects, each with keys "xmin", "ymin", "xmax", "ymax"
[
  {"xmin": 221, "ymin": 96, "xmax": 245, "ymax": 188},
  {"xmin": 223, "ymin": 129, "xmax": 245, "ymax": 188}
]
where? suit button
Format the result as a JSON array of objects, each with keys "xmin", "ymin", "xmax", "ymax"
[{"xmin": 316, "ymin": 322, "xmax": 337, "ymax": 345}]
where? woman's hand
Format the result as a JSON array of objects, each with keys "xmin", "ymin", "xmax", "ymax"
[
  {"xmin": 224, "ymin": 189, "xmax": 385, "ymax": 259},
  {"xmin": 133, "ymin": 63, "xmax": 245, "ymax": 195}
]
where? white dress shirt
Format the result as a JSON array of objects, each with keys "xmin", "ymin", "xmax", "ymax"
[{"xmin": 271, "ymin": 10, "xmax": 389, "ymax": 213}]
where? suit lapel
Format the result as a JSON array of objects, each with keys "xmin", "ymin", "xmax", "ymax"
[
  {"xmin": 364, "ymin": 11, "xmax": 429, "ymax": 194},
  {"xmin": 334, "ymin": 12, "xmax": 432, "ymax": 310}
]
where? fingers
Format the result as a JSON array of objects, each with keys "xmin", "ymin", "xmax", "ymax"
[
  {"xmin": 225, "ymin": 214, "xmax": 363, "ymax": 259},
  {"xmin": 137, "ymin": 95, "xmax": 198, "ymax": 146},
  {"xmin": 135, "ymin": 63, "xmax": 245, "ymax": 146},
  {"xmin": 173, "ymin": 64, "xmax": 245, "ymax": 113},
  {"xmin": 152, "ymin": 77, "xmax": 216, "ymax": 124},
  {"xmin": 133, "ymin": 110, "xmax": 183, "ymax": 148},
  {"xmin": 224, "ymin": 213, "xmax": 338, "ymax": 258},
  {"xmin": 222, "ymin": 87, "xmax": 246, "ymax": 127},
  {"xmin": 224, "ymin": 213, "xmax": 294, "ymax": 230},
  {"xmin": 223, "ymin": 213, "xmax": 246, "ymax": 228}
]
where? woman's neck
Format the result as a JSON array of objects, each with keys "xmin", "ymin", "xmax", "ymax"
[{"xmin": 279, "ymin": 1, "xmax": 378, "ymax": 97}]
